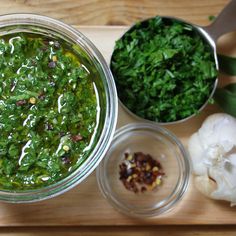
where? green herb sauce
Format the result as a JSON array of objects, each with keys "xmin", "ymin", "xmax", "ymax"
[
  {"xmin": 0, "ymin": 32, "xmax": 99, "ymax": 190},
  {"xmin": 111, "ymin": 17, "xmax": 217, "ymax": 122}
]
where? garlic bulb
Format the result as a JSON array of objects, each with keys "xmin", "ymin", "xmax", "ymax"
[{"xmin": 188, "ymin": 113, "xmax": 236, "ymax": 206}]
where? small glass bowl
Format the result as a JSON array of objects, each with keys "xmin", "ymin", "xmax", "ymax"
[{"xmin": 96, "ymin": 123, "xmax": 190, "ymax": 218}]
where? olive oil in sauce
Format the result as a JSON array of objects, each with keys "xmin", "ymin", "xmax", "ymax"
[{"xmin": 0, "ymin": 32, "xmax": 99, "ymax": 190}]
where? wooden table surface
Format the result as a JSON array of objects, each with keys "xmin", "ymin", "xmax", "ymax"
[{"xmin": 0, "ymin": 0, "xmax": 235, "ymax": 235}]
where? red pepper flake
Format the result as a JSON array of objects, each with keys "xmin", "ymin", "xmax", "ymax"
[
  {"xmin": 38, "ymin": 92, "xmax": 46, "ymax": 100},
  {"xmin": 71, "ymin": 134, "xmax": 83, "ymax": 142},
  {"xmin": 48, "ymin": 61, "xmax": 56, "ymax": 68},
  {"xmin": 61, "ymin": 154, "xmax": 71, "ymax": 165},
  {"xmin": 16, "ymin": 99, "xmax": 27, "ymax": 106},
  {"xmin": 43, "ymin": 39, "xmax": 50, "ymax": 45},
  {"xmin": 119, "ymin": 152, "xmax": 165, "ymax": 193}
]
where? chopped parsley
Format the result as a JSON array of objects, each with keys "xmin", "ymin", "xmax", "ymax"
[{"xmin": 111, "ymin": 16, "xmax": 217, "ymax": 122}]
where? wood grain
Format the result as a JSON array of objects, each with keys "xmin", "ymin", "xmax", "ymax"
[
  {"xmin": 0, "ymin": 0, "xmax": 229, "ymax": 26},
  {"xmin": 0, "ymin": 226, "xmax": 236, "ymax": 236}
]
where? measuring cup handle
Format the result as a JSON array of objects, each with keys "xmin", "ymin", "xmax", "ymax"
[{"xmin": 203, "ymin": 0, "xmax": 236, "ymax": 41}]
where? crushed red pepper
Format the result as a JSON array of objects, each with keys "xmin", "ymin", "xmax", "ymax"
[
  {"xmin": 119, "ymin": 152, "xmax": 165, "ymax": 193},
  {"xmin": 16, "ymin": 99, "xmax": 27, "ymax": 106},
  {"xmin": 71, "ymin": 134, "xmax": 83, "ymax": 142}
]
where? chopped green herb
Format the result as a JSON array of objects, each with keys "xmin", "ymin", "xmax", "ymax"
[
  {"xmin": 208, "ymin": 15, "xmax": 216, "ymax": 21},
  {"xmin": 0, "ymin": 33, "xmax": 99, "ymax": 190},
  {"xmin": 111, "ymin": 16, "xmax": 217, "ymax": 122}
]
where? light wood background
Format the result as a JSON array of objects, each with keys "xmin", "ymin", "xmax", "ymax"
[
  {"xmin": 0, "ymin": 0, "xmax": 235, "ymax": 235},
  {"xmin": 0, "ymin": 0, "xmax": 229, "ymax": 26}
]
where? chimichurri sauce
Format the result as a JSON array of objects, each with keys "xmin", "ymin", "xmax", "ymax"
[{"xmin": 0, "ymin": 33, "xmax": 99, "ymax": 190}]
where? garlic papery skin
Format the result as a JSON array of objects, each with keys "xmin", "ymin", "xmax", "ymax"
[{"xmin": 188, "ymin": 113, "xmax": 236, "ymax": 206}]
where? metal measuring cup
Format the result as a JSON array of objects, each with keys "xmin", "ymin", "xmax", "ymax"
[
  {"xmin": 113, "ymin": 0, "xmax": 236, "ymax": 125},
  {"xmin": 191, "ymin": 0, "xmax": 236, "ymax": 116},
  {"xmin": 166, "ymin": 0, "xmax": 236, "ymax": 123}
]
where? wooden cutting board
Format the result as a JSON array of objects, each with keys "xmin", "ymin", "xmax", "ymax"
[{"xmin": 0, "ymin": 26, "xmax": 236, "ymax": 227}]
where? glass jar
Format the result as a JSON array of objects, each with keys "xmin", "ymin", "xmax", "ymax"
[{"xmin": 0, "ymin": 14, "xmax": 118, "ymax": 202}]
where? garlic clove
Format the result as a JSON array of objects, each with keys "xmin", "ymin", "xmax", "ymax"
[
  {"xmin": 198, "ymin": 113, "xmax": 236, "ymax": 152},
  {"xmin": 209, "ymin": 153, "xmax": 236, "ymax": 204},
  {"xmin": 188, "ymin": 133, "xmax": 207, "ymax": 175},
  {"xmin": 210, "ymin": 173, "xmax": 236, "ymax": 204},
  {"xmin": 188, "ymin": 113, "xmax": 236, "ymax": 206},
  {"xmin": 194, "ymin": 175, "xmax": 217, "ymax": 198}
]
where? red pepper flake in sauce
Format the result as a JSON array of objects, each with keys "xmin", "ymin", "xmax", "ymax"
[
  {"xmin": 61, "ymin": 154, "xmax": 71, "ymax": 165},
  {"xmin": 119, "ymin": 152, "xmax": 165, "ymax": 193},
  {"xmin": 38, "ymin": 92, "xmax": 46, "ymax": 100},
  {"xmin": 16, "ymin": 99, "xmax": 27, "ymax": 106},
  {"xmin": 71, "ymin": 134, "xmax": 83, "ymax": 142},
  {"xmin": 48, "ymin": 61, "xmax": 56, "ymax": 68}
]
